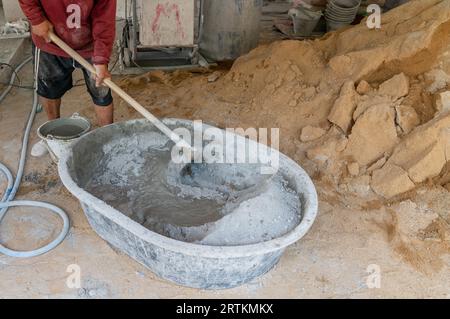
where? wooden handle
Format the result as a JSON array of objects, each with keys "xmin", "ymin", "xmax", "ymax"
[{"xmin": 48, "ymin": 32, "xmax": 192, "ymax": 149}]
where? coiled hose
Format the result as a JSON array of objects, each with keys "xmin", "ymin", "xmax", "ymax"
[{"xmin": 0, "ymin": 52, "xmax": 70, "ymax": 258}]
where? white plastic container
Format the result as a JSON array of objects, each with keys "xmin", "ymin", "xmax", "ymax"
[{"xmin": 37, "ymin": 113, "xmax": 91, "ymax": 162}]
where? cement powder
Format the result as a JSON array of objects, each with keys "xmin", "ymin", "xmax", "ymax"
[{"xmin": 198, "ymin": 175, "xmax": 301, "ymax": 246}]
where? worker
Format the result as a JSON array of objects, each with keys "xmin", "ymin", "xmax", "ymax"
[{"xmin": 18, "ymin": 0, "xmax": 117, "ymax": 157}]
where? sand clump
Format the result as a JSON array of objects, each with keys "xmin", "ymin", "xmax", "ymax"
[
  {"xmin": 345, "ymin": 102, "xmax": 399, "ymax": 166},
  {"xmin": 377, "ymin": 73, "xmax": 410, "ymax": 100},
  {"xmin": 395, "ymin": 104, "xmax": 421, "ymax": 134},
  {"xmin": 300, "ymin": 125, "xmax": 327, "ymax": 142},
  {"xmin": 328, "ymin": 80, "xmax": 358, "ymax": 133}
]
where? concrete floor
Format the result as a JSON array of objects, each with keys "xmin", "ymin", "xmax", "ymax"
[{"xmin": 0, "ymin": 50, "xmax": 450, "ymax": 299}]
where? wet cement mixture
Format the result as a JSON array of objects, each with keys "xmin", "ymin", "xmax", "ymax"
[
  {"xmin": 83, "ymin": 130, "xmax": 300, "ymax": 246},
  {"xmin": 1, "ymin": 0, "xmax": 450, "ymax": 298}
]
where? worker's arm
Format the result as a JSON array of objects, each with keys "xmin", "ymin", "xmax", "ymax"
[
  {"xmin": 91, "ymin": 0, "xmax": 117, "ymax": 86},
  {"xmin": 18, "ymin": 0, "xmax": 52, "ymax": 42}
]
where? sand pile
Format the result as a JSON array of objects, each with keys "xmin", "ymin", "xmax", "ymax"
[{"xmin": 113, "ymin": 0, "xmax": 450, "ymax": 201}]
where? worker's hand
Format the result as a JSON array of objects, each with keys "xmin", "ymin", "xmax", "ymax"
[
  {"xmin": 93, "ymin": 64, "xmax": 111, "ymax": 87},
  {"xmin": 32, "ymin": 20, "xmax": 53, "ymax": 43}
]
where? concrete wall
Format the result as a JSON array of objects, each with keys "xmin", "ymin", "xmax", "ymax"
[{"xmin": 1, "ymin": 0, "xmax": 25, "ymax": 21}]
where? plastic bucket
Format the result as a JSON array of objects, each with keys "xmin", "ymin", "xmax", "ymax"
[
  {"xmin": 289, "ymin": 8, "xmax": 322, "ymax": 36},
  {"xmin": 37, "ymin": 113, "xmax": 91, "ymax": 162}
]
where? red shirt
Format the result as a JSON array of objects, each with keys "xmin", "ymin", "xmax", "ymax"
[{"xmin": 19, "ymin": 0, "xmax": 116, "ymax": 65}]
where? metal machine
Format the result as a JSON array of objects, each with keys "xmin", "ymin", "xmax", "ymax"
[{"xmin": 119, "ymin": 0, "xmax": 206, "ymax": 70}]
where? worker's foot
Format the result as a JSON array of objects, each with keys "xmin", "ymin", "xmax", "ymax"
[{"xmin": 31, "ymin": 140, "xmax": 49, "ymax": 157}]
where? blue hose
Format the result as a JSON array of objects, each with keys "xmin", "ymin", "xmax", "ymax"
[{"xmin": 0, "ymin": 55, "xmax": 70, "ymax": 258}]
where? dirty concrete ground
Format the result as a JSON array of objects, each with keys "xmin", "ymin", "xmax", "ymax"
[{"xmin": 0, "ymin": 61, "xmax": 449, "ymax": 299}]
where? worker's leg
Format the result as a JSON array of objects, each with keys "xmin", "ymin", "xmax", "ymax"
[
  {"xmin": 32, "ymin": 46, "xmax": 75, "ymax": 157},
  {"xmin": 81, "ymin": 66, "xmax": 114, "ymax": 126},
  {"xmin": 34, "ymin": 47, "xmax": 74, "ymax": 119},
  {"xmin": 40, "ymin": 97, "xmax": 61, "ymax": 120},
  {"xmin": 94, "ymin": 103, "xmax": 114, "ymax": 127}
]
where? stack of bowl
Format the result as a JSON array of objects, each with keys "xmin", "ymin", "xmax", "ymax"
[{"xmin": 325, "ymin": 0, "xmax": 361, "ymax": 32}]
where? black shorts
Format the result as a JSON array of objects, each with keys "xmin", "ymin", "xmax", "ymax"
[{"xmin": 34, "ymin": 47, "xmax": 113, "ymax": 107}]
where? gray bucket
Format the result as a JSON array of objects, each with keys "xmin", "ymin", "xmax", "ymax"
[
  {"xmin": 37, "ymin": 113, "xmax": 91, "ymax": 162},
  {"xmin": 289, "ymin": 8, "xmax": 322, "ymax": 37}
]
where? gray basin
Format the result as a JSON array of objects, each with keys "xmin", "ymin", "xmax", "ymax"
[{"xmin": 58, "ymin": 119, "xmax": 318, "ymax": 289}]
